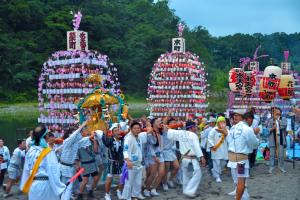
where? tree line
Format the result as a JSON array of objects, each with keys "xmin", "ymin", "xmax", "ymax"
[{"xmin": 0, "ymin": 0, "xmax": 299, "ymax": 102}]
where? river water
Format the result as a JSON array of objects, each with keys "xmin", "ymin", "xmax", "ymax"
[{"xmin": 0, "ymin": 103, "xmax": 148, "ymax": 152}]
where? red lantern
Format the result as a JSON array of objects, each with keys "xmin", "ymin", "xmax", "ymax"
[
  {"xmin": 241, "ymin": 71, "xmax": 256, "ymax": 96},
  {"xmin": 262, "ymin": 65, "xmax": 282, "ymax": 92},
  {"xmin": 259, "ymin": 91, "xmax": 276, "ymax": 103},
  {"xmin": 259, "ymin": 80, "xmax": 276, "ymax": 103},
  {"xmin": 229, "ymin": 68, "xmax": 244, "ymax": 93}
]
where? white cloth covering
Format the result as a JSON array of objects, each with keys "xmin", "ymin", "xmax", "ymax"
[
  {"xmin": 167, "ymin": 129, "xmax": 203, "ymax": 158},
  {"xmin": 122, "ymin": 132, "xmax": 148, "ymax": 199},
  {"xmin": 20, "ymin": 146, "xmax": 66, "ymax": 200},
  {"xmin": 200, "ymin": 127, "xmax": 213, "ymax": 151},
  {"xmin": 227, "ymin": 121, "xmax": 259, "ymax": 169},
  {"xmin": 212, "ymin": 159, "xmax": 227, "ymax": 179},
  {"xmin": 207, "ymin": 127, "xmax": 228, "ymax": 160},
  {"xmin": 123, "ymin": 132, "xmax": 148, "ymax": 167},
  {"xmin": 121, "ymin": 166, "xmax": 143, "ymax": 199},
  {"xmin": 181, "ymin": 158, "xmax": 202, "ymax": 196},
  {"xmin": 60, "ymin": 127, "xmax": 83, "ymax": 177},
  {"xmin": 0, "ymin": 146, "xmax": 10, "ymax": 169},
  {"xmin": 167, "ymin": 129, "xmax": 203, "ymax": 196}
]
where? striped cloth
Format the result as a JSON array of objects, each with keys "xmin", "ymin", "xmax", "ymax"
[{"xmin": 60, "ymin": 128, "xmax": 83, "ymax": 177}]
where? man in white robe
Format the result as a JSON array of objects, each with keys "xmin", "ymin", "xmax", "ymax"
[
  {"xmin": 20, "ymin": 126, "xmax": 66, "ymax": 200},
  {"xmin": 122, "ymin": 121, "xmax": 151, "ymax": 200},
  {"xmin": 207, "ymin": 116, "xmax": 228, "ymax": 183},
  {"xmin": 200, "ymin": 118, "xmax": 215, "ymax": 170},
  {"xmin": 59, "ymin": 122, "xmax": 87, "ymax": 200},
  {"xmin": 166, "ymin": 120, "xmax": 206, "ymax": 198},
  {"xmin": 227, "ymin": 110, "xmax": 259, "ymax": 200}
]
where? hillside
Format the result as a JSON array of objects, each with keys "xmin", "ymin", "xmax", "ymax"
[{"xmin": 0, "ymin": 0, "xmax": 299, "ymax": 102}]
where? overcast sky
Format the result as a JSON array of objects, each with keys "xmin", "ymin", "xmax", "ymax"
[{"xmin": 168, "ymin": 0, "xmax": 300, "ymax": 36}]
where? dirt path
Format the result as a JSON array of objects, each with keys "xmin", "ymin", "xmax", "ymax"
[{"xmin": 1, "ymin": 160, "xmax": 299, "ymax": 200}]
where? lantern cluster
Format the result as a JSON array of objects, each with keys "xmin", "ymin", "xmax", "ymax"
[
  {"xmin": 147, "ymin": 52, "xmax": 208, "ymax": 118},
  {"xmin": 228, "ymin": 51, "xmax": 298, "ymax": 116},
  {"xmin": 38, "ymin": 50, "xmax": 121, "ymax": 135},
  {"xmin": 228, "ymin": 64, "xmax": 257, "ymax": 97},
  {"xmin": 259, "ymin": 65, "xmax": 295, "ymax": 102}
]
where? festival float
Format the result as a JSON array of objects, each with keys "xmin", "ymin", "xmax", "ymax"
[
  {"xmin": 37, "ymin": 12, "xmax": 125, "ymax": 135},
  {"xmin": 228, "ymin": 47, "xmax": 299, "ymax": 116},
  {"xmin": 147, "ymin": 23, "xmax": 209, "ymax": 118}
]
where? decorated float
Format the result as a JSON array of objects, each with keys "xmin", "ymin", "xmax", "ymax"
[
  {"xmin": 37, "ymin": 12, "xmax": 125, "ymax": 135},
  {"xmin": 228, "ymin": 47, "xmax": 299, "ymax": 116},
  {"xmin": 147, "ymin": 23, "xmax": 209, "ymax": 118}
]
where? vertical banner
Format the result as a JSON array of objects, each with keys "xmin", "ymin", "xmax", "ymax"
[{"xmin": 67, "ymin": 31, "xmax": 88, "ymax": 51}]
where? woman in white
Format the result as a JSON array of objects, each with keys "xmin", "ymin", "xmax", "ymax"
[
  {"xmin": 207, "ymin": 116, "xmax": 228, "ymax": 183},
  {"xmin": 20, "ymin": 125, "xmax": 66, "ymax": 200}
]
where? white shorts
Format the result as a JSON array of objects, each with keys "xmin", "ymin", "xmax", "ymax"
[
  {"xmin": 162, "ymin": 150, "xmax": 177, "ymax": 162},
  {"xmin": 8, "ymin": 168, "xmax": 21, "ymax": 180}
]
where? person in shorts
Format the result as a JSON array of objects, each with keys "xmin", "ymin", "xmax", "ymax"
[
  {"xmin": 227, "ymin": 110, "xmax": 259, "ymax": 200},
  {"xmin": 3, "ymin": 139, "xmax": 26, "ymax": 198},
  {"xmin": 162, "ymin": 118, "xmax": 179, "ymax": 190},
  {"xmin": 76, "ymin": 135, "xmax": 99, "ymax": 199},
  {"xmin": 100, "ymin": 123, "xmax": 125, "ymax": 200}
]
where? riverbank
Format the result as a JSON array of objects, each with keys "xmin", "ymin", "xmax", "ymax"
[{"xmin": 0, "ymin": 101, "xmax": 148, "ymax": 151}]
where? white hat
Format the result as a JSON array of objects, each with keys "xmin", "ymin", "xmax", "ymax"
[
  {"xmin": 234, "ymin": 109, "xmax": 246, "ymax": 116},
  {"xmin": 109, "ymin": 123, "xmax": 119, "ymax": 131},
  {"xmin": 95, "ymin": 130, "xmax": 104, "ymax": 140},
  {"xmin": 119, "ymin": 121, "xmax": 129, "ymax": 131},
  {"xmin": 147, "ymin": 116, "xmax": 154, "ymax": 120},
  {"xmin": 207, "ymin": 117, "xmax": 216, "ymax": 123}
]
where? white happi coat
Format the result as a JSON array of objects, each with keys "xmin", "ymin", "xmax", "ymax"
[
  {"xmin": 167, "ymin": 129, "xmax": 203, "ymax": 158},
  {"xmin": 123, "ymin": 132, "xmax": 148, "ymax": 167},
  {"xmin": 20, "ymin": 146, "xmax": 66, "ymax": 200},
  {"xmin": 167, "ymin": 129, "xmax": 203, "ymax": 196},
  {"xmin": 60, "ymin": 127, "xmax": 83, "ymax": 178},
  {"xmin": 207, "ymin": 127, "xmax": 228, "ymax": 160},
  {"xmin": 122, "ymin": 132, "xmax": 148, "ymax": 199},
  {"xmin": 227, "ymin": 121, "xmax": 259, "ymax": 169},
  {"xmin": 200, "ymin": 126, "xmax": 213, "ymax": 151}
]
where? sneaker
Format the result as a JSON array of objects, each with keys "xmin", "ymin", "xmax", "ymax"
[
  {"xmin": 3, "ymin": 193, "xmax": 12, "ymax": 198},
  {"xmin": 150, "ymin": 188, "xmax": 160, "ymax": 196},
  {"xmin": 268, "ymin": 167, "xmax": 274, "ymax": 174},
  {"xmin": 183, "ymin": 192, "xmax": 196, "ymax": 198},
  {"xmin": 133, "ymin": 194, "xmax": 146, "ymax": 199},
  {"xmin": 216, "ymin": 177, "xmax": 222, "ymax": 183},
  {"xmin": 117, "ymin": 190, "xmax": 122, "ymax": 199},
  {"xmin": 105, "ymin": 193, "xmax": 111, "ymax": 200},
  {"xmin": 167, "ymin": 180, "xmax": 175, "ymax": 188},
  {"xmin": 71, "ymin": 193, "xmax": 77, "ymax": 200},
  {"xmin": 227, "ymin": 188, "xmax": 236, "ymax": 196},
  {"xmin": 143, "ymin": 189, "xmax": 151, "ymax": 197},
  {"xmin": 279, "ymin": 167, "xmax": 287, "ymax": 173},
  {"xmin": 163, "ymin": 183, "xmax": 169, "ymax": 191}
]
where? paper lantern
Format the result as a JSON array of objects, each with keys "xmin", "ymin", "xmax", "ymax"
[
  {"xmin": 278, "ymin": 74, "xmax": 295, "ymax": 100},
  {"xmin": 262, "ymin": 65, "xmax": 282, "ymax": 92},
  {"xmin": 229, "ymin": 68, "xmax": 244, "ymax": 93},
  {"xmin": 241, "ymin": 71, "xmax": 256, "ymax": 96},
  {"xmin": 259, "ymin": 80, "xmax": 276, "ymax": 103}
]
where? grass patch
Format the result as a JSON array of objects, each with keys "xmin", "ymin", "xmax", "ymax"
[{"xmin": 207, "ymin": 96, "xmax": 227, "ymax": 112}]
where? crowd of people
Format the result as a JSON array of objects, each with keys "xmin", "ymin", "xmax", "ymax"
[{"xmin": 0, "ymin": 107, "xmax": 299, "ymax": 200}]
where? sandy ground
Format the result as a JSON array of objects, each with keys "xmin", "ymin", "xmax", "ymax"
[{"xmin": 1, "ymin": 160, "xmax": 299, "ymax": 200}]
